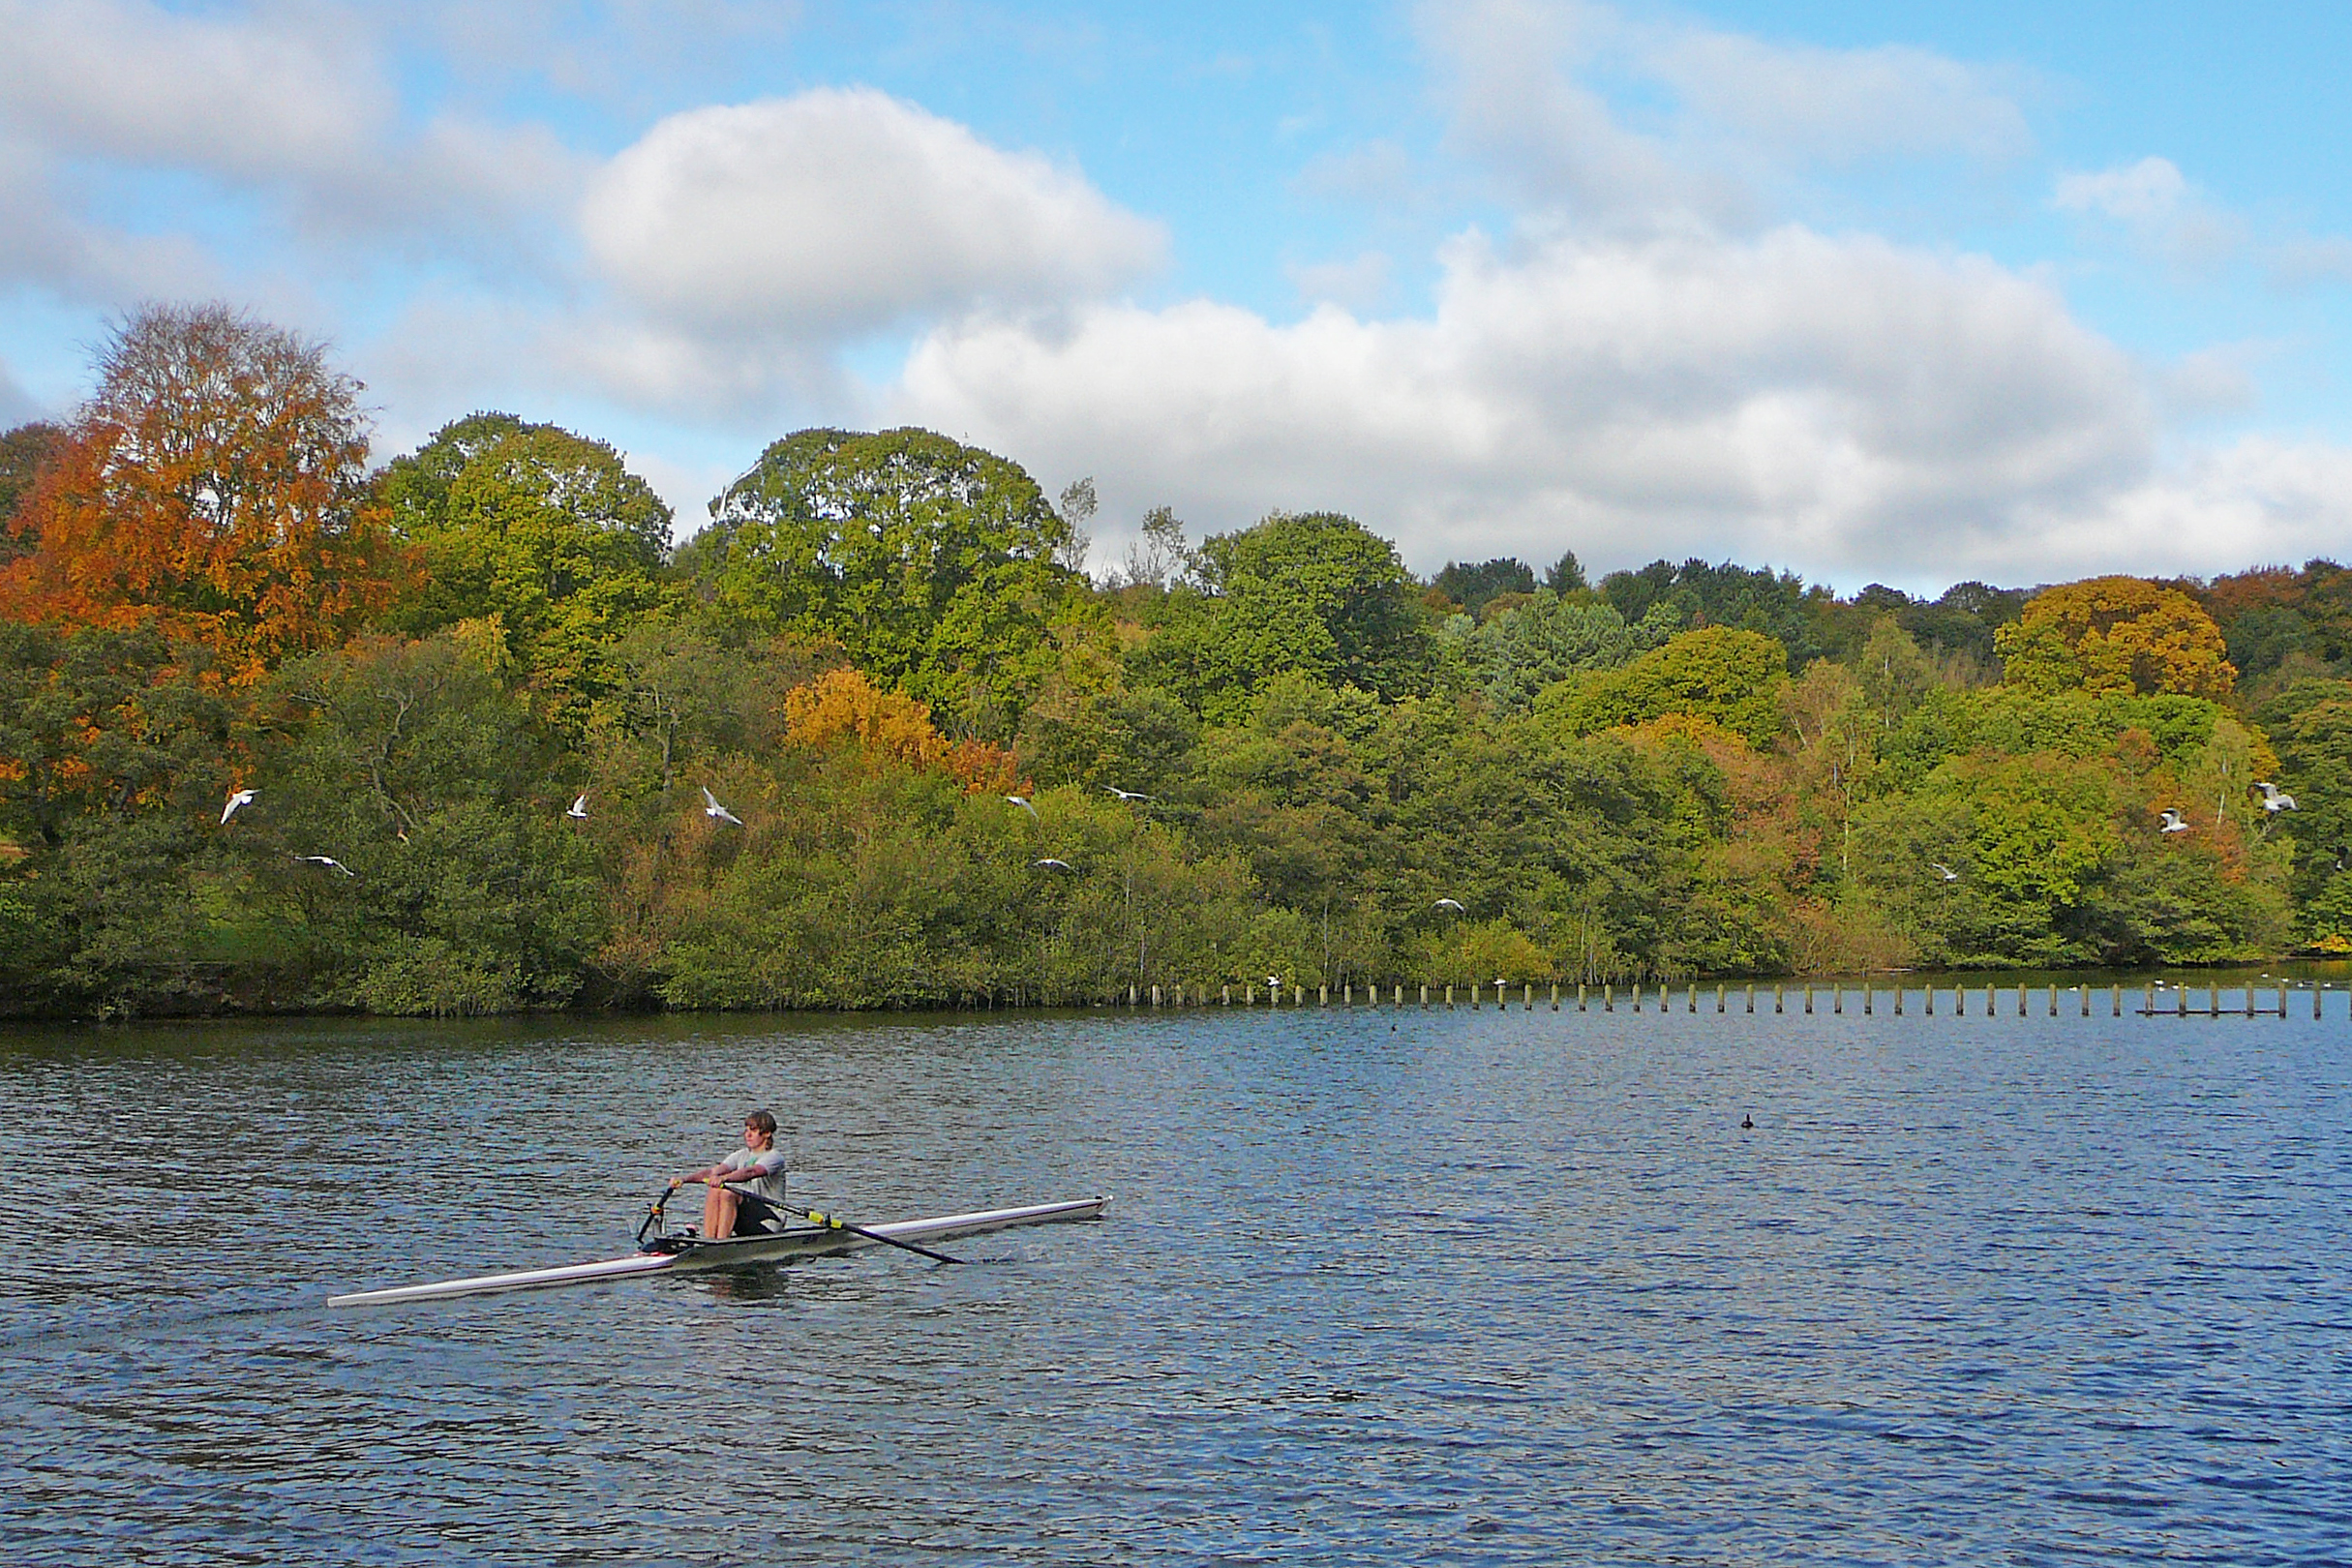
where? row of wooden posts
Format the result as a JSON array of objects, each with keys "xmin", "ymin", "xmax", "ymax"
[{"xmin": 1090, "ymin": 979, "xmax": 2328, "ymax": 1017}]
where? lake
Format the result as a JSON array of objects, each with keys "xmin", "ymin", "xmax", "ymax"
[{"xmin": 2, "ymin": 991, "xmax": 2346, "ymax": 1564}]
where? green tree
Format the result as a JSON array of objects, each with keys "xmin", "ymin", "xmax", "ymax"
[
  {"xmin": 1132, "ymin": 511, "xmax": 1432, "ymax": 720},
  {"xmin": 1554, "ymin": 627, "xmax": 1791, "ymax": 747},
  {"xmin": 378, "ymin": 413, "xmax": 678, "ymax": 730},
  {"xmin": 694, "ymin": 427, "xmax": 1080, "ymax": 730}
]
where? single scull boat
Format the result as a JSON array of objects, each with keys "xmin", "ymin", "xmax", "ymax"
[{"xmin": 329, "ymin": 1194, "xmax": 1108, "ymax": 1307}]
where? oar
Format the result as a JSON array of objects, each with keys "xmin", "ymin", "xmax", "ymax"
[{"xmin": 778, "ymin": 1201, "xmax": 965, "ymax": 1265}]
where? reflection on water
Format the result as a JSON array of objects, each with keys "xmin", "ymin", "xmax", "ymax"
[{"xmin": 1, "ymin": 1003, "xmax": 2348, "ymax": 1564}]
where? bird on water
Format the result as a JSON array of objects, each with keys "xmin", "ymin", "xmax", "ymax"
[{"xmin": 1740, "ymin": 1114, "xmax": 1755, "ymax": 1130}]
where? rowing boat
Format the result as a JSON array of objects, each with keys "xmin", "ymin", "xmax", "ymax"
[{"xmin": 328, "ymin": 1194, "xmax": 1108, "ymax": 1307}]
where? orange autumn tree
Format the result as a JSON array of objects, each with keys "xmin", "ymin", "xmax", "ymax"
[
  {"xmin": 782, "ymin": 668, "xmax": 1022, "ymax": 793},
  {"xmin": 1993, "ymin": 575, "xmax": 2236, "ymax": 699},
  {"xmin": 0, "ymin": 304, "xmax": 406, "ymax": 682}
]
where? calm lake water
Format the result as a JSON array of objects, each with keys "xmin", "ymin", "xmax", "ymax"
[{"xmin": 2, "ymin": 991, "xmax": 2348, "ymax": 1565}]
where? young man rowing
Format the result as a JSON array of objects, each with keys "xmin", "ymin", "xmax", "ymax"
[{"xmin": 674, "ymin": 1109, "xmax": 789, "ymax": 1239}]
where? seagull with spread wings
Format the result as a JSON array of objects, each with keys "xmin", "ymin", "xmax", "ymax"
[
  {"xmin": 566, "ymin": 794, "xmax": 589, "ymax": 821},
  {"xmin": 221, "ymin": 788, "xmax": 256, "ymax": 825},
  {"xmin": 702, "ymin": 787, "xmax": 744, "ymax": 828},
  {"xmin": 291, "ymin": 854, "xmax": 354, "ymax": 878},
  {"xmin": 2158, "ymin": 808, "xmax": 2191, "ymax": 834}
]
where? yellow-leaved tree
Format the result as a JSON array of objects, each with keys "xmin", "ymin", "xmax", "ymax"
[
  {"xmin": 782, "ymin": 668, "xmax": 1022, "ymax": 794},
  {"xmin": 1994, "ymin": 576, "xmax": 2236, "ymax": 699}
]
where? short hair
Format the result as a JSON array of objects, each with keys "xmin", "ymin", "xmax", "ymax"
[{"xmin": 743, "ymin": 1109, "xmax": 777, "ymax": 1135}]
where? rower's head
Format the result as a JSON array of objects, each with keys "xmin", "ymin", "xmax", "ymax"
[{"xmin": 742, "ymin": 1109, "xmax": 777, "ymax": 1148}]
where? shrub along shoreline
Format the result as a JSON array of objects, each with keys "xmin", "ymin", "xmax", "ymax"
[{"xmin": 6, "ymin": 307, "xmax": 2352, "ymax": 1019}]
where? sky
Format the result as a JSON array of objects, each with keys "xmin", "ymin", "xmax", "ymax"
[{"xmin": 4, "ymin": 1, "xmax": 2351, "ymax": 594}]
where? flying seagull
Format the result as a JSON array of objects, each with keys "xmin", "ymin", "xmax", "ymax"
[
  {"xmin": 1032, "ymin": 858, "xmax": 1076, "ymax": 871},
  {"xmin": 1931, "ymin": 862, "xmax": 1960, "ymax": 882},
  {"xmin": 1104, "ymin": 786, "xmax": 1153, "ymax": 802},
  {"xmin": 221, "ymin": 788, "xmax": 256, "ymax": 825},
  {"xmin": 291, "ymin": 854, "xmax": 354, "ymax": 878},
  {"xmin": 1433, "ymin": 897, "xmax": 1466, "ymax": 912},
  {"xmin": 1006, "ymin": 795, "xmax": 1039, "ymax": 818},
  {"xmin": 2255, "ymin": 781, "xmax": 2298, "ymax": 813},
  {"xmin": 566, "ymin": 794, "xmax": 589, "ymax": 821},
  {"xmin": 2158, "ymin": 808, "xmax": 2191, "ymax": 834},
  {"xmin": 701, "ymin": 787, "xmax": 744, "ymax": 828}
]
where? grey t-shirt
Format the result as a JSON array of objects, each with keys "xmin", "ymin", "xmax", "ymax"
[{"xmin": 719, "ymin": 1146, "xmax": 788, "ymax": 1205}]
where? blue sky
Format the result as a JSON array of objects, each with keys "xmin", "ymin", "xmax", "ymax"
[{"xmin": 4, "ymin": 1, "xmax": 2350, "ymax": 592}]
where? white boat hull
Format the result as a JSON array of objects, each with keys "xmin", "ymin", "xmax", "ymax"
[{"xmin": 329, "ymin": 1195, "xmax": 1108, "ymax": 1307}]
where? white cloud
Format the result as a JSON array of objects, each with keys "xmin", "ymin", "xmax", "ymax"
[
  {"xmin": 0, "ymin": 0, "xmax": 581, "ymax": 275},
  {"xmin": 2054, "ymin": 156, "xmax": 2186, "ymax": 223},
  {"xmin": 1652, "ymin": 33, "xmax": 2031, "ymax": 166},
  {"xmin": 1287, "ymin": 252, "xmax": 1392, "ymax": 310},
  {"xmin": 1422, "ymin": 0, "xmax": 2032, "ymax": 227},
  {"xmin": 2015, "ymin": 437, "xmax": 2352, "ymax": 580},
  {"xmin": 581, "ymin": 89, "xmax": 1165, "ymax": 347},
  {"xmin": 0, "ymin": 0, "xmax": 381, "ymax": 180},
  {"xmin": 893, "ymin": 226, "xmax": 2165, "ymax": 584}
]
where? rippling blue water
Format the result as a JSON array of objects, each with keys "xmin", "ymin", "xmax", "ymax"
[{"xmin": 1, "ymin": 996, "xmax": 2347, "ymax": 1565}]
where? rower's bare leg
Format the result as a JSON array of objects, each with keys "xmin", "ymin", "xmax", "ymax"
[{"xmin": 704, "ymin": 1185, "xmax": 739, "ymax": 1239}]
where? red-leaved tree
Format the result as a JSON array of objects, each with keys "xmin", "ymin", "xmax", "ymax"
[{"xmin": 0, "ymin": 303, "xmax": 407, "ymax": 682}]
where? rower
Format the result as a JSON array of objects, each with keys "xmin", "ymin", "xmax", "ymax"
[{"xmin": 675, "ymin": 1109, "xmax": 789, "ymax": 1239}]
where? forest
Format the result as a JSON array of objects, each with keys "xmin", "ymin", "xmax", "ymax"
[{"xmin": 6, "ymin": 304, "xmax": 2352, "ymax": 1017}]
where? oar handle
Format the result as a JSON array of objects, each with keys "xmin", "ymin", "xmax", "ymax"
[{"xmin": 781, "ymin": 1201, "xmax": 964, "ymax": 1265}]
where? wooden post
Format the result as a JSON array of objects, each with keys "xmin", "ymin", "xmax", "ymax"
[
  {"xmin": 1773, "ymin": 982, "xmax": 1784, "ymax": 1013},
  {"xmin": 2078, "ymin": 984, "xmax": 2089, "ymax": 1016},
  {"xmin": 1446, "ymin": 982, "xmax": 1456, "ymax": 1009},
  {"xmin": 1833, "ymin": 985, "xmax": 1843, "ymax": 1014},
  {"xmin": 1319, "ymin": 984, "xmax": 1328, "ymax": 1007},
  {"xmin": 2280, "ymin": 984, "xmax": 2290, "ymax": 1019},
  {"xmin": 2112, "ymin": 983, "xmax": 2122, "ymax": 1016},
  {"xmin": 1924, "ymin": 984, "xmax": 1934, "ymax": 1016},
  {"xmin": 1551, "ymin": 982, "xmax": 1560, "ymax": 1011},
  {"xmin": 1605, "ymin": 982, "xmax": 1614, "ymax": 1012},
  {"xmin": 1222, "ymin": 984, "xmax": 1231, "ymax": 1006},
  {"xmin": 1688, "ymin": 984, "xmax": 1698, "ymax": 1014},
  {"xmin": 2047, "ymin": 985, "xmax": 2057, "ymax": 1016},
  {"xmin": 2016, "ymin": 985, "xmax": 2027, "ymax": 1018},
  {"xmin": 1578, "ymin": 981, "xmax": 1587, "ymax": 1012},
  {"xmin": 1893, "ymin": 983, "xmax": 1902, "ymax": 1015},
  {"xmin": 1717, "ymin": 981, "xmax": 1726, "ymax": 1013},
  {"xmin": 1863, "ymin": 985, "xmax": 1873, "ymax": 1015},
  {"xmin": 1804, "ymin": 983, "xmax": 1814, "ymax": 1014},
  {"xmin": 2316, "ymin": 983, "xmax": 2325, "ymax": 1020},
  {"xmin": 1745, "ymin": 982, "xmax": 1755, "ymax": 1014},
  {"xmin": 1633, "ymin": 981, "xmax": 1642, "ymax": 1012},
  {"xmin": 1420, "ymin": 984, "xmax": 1429, "ymax": 1007},
  {"xmin": 1523, "ymin": 982, "xmax": 1533, "ymax": 1010}
]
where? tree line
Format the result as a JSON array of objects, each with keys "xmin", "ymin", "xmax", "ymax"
[{"xmin": 3, "ymin": 303, "xmax": 2348, "ymax": 1017}]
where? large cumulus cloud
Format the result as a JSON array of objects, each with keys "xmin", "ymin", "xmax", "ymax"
[{"xmin": 895, "ymin": 226, "xmax": 2162, "ymax": 583}]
